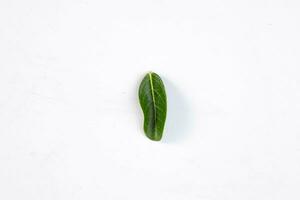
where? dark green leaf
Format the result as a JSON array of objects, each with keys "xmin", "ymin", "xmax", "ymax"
[{"xmin": 138, "ymin": 72, "xmax": 167, "ymax": 141}]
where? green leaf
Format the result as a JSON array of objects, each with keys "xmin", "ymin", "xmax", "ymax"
[{"xmin": 138, "ymin": 72, "xmax": 167, "ymax": 141}]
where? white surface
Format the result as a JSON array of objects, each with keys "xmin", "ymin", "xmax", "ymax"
[{"xmin": 1, "ymin": 0, "xmax": 300, "ymax": 199}]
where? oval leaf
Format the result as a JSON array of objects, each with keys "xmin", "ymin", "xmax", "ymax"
[{"xmin": 138, "ymin": 72, "xmax": 167, "ymax": 141}]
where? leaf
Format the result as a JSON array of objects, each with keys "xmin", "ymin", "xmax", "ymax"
[{"xmin": 138, "ymin": 72, "xmax": 167, "ymax": 141}]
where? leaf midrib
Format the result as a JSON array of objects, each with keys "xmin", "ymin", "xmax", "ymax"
[{"xmin": 148, "ymin": 72, "xmax": 157, "ymax": 134}]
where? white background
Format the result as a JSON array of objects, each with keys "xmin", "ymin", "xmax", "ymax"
[{"xmin": 0, "ymin": 0, "xmax": 300, "ymax": 199}]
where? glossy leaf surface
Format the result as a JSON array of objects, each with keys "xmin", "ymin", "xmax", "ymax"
[{"xmin": 138, "ymin": 72, "xmax": 167, "ymax": 141}]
